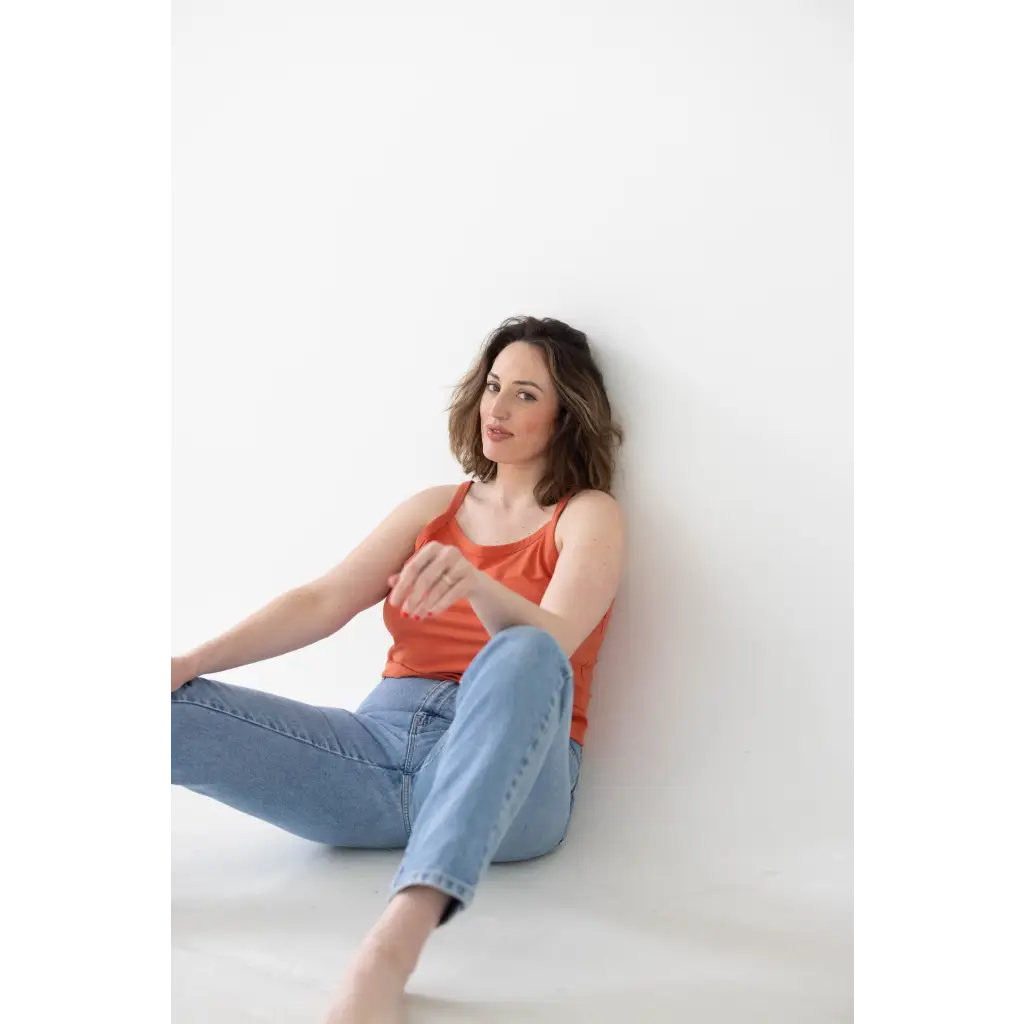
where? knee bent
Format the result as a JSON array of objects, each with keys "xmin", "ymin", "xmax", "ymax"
[{"xmin": 490, "ymin": 624, "xmax": 567, "ymax": 665}]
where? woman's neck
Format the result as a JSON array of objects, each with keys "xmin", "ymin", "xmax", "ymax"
[{"xmin": 482, "ymin": 463, "xmax": 548, "ymax": 511}]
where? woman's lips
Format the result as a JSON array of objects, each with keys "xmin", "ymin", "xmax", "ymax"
[{"xmin": 486, "ymin": 427, "xmax": 513, "ymax": 440}]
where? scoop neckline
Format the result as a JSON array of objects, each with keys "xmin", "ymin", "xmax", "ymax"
[{"xmin": 448, "ymin": 482, "xmax": 561, "ymax": 554}]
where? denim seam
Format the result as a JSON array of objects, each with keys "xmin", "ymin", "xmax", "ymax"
[
  {"xmin": 391, "ymin": 867, "xmax": 475, "ymax": 907},
  {"xmin": 569, "ymin": 742, "xmax": 582, "ymax": 795},
  {"xmin": 400, "ymin": 771, "xmax": 413, "ymax": 837},
  {"xmin": 415, "ymin": 679, "xmax": 455, "ymax": 718},
  {"xmin": 399, "ymin": 709, "xmax": 429, "ymax": 836},
  {"xmin": 415, "ymin": 724, "xmax": 449, "ymax": 777},
  {"xmin": 403, "ymin": 711, "xmax": 424, "ymax": 774},
  {"xmin": 406, "ymin": 682, "xmax": 456, "ymax": 779},
  {"xmin": 173, "ymin": 695, "xmax": 401, "ymax": 773},
  {"xmin": 464, "ymin": 677, "xmax": 564, "ymax": 890}
]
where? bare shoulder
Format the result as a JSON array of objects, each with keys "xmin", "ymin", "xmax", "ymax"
[
  {"xmin": 563, "ymin": 488, "xmax": 623, "ymax": 519},
  {"xmin": 372, "ymin": 483, "xmax": 462, "ymax": 538},
  {"xmin": 556, "ymin": 489, "xmax": 625, "ymax": 548},
  {"xmin": 414, "ymin": 482, "xmax": 463, "ymax": 506},
  {"xmin": 403, "ymin": 483, "xmax": 462, "ymax": 523}
]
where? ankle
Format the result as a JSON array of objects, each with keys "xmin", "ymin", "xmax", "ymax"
[
  {"xmin": 359, "ymin": 931, "xmax": 420, "ymax": 980},
  {"xmin": 359, "ymin": 886, "xmax": 449, "ymax": 977}
]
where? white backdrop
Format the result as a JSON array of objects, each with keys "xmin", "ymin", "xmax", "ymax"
[{"xmin": 174, "ymin": 0, "xmax": 850, "ymax": 1016}]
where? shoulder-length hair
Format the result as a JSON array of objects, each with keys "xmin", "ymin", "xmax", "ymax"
[{"xmin": 448, "ymin": 316, "xmax": 624, "ymax": 506}]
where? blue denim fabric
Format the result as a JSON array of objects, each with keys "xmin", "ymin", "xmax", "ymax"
[{"xmin": 172, "ymin": 626, "xmax": 582, "ymax": 924}]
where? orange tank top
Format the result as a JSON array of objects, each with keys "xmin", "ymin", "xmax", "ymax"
[{"xmin": 381, "ymin": 480, "xmax": 613, "ymax": 746}]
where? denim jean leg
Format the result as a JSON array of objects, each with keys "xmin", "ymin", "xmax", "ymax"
[
  {"xmin": 392, "ymin": 625, "xmax": 574, "ymax": 924},
  {"xmin": 172, "ymin": 676, "xmax": 410, "ymax": 848}
]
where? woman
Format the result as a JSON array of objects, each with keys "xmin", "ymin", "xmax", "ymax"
[{"xmin": 171, "ymin": 315, "xmax": 626, "ymax": 1023}]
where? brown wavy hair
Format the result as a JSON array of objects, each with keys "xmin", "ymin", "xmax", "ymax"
[{"xmin": 448, "ymin": 316, "xmax": 624, "ymax": 506}]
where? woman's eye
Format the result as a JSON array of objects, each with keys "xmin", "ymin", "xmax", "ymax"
[{"xmin": 486, "ymin": 381, "xmax": 534, "ymax": 400}]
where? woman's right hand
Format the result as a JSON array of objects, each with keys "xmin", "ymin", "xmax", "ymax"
[{"xmin": 172, "ymin": 654, "xmax": 199, "ymax": 692}]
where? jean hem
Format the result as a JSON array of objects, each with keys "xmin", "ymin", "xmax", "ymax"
[{"xmin": 390, "ymin": 867, "xmax": 476, "ymax": 925}]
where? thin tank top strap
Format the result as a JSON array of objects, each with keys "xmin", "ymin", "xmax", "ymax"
[
  {"xmin": 548, "ymin": 489, "xmax": 577, "ymax": 533},
  {"xmin": 445, "ymin": 481, "xmax": 575, "ymax": 539},
  {"xmin": 445, "ymin": 480, "xmax": 473, "ymax": 521},
  {"xmin": 417, "ymin": 481, "xmax": 473, "ymax": 550}
]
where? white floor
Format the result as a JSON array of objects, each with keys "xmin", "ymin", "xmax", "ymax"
[{"xmin": 173, "ymin": 787, "xmax": 851, "ymax": 1023}]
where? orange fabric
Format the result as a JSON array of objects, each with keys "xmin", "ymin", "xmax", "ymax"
[{"xmin": 381, "ymin": 481, "xmax": 613, "ymax": 746}]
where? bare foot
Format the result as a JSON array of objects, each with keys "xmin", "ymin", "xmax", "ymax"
[{"xmin": 325, "ymin": 947, "xmax": 409, "ymax": 1024}]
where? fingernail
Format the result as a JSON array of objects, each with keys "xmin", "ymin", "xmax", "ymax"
[
  {"xmin": 401, "ymin": 610, "xmax": 408, "ymax": 618},
  {"xmin": 412, "ymin": 615, "xmax": 420, "ymax": 621}
]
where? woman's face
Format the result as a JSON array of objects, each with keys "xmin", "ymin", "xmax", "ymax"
[{"xmin": 479, "ymin": 342, "xmax": 560, "ymax": 468}]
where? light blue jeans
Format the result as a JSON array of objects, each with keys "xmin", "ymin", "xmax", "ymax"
[{"xmin": 172, "ymin": 625, "xmax": 583, "ymax": 925}]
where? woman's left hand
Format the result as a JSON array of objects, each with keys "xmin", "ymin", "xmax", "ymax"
[{"xmin": 388, "ymin": 542, "xmax": 482, "ymax": 619}]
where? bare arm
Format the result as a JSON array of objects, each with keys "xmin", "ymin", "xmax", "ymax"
[
  {"xmin": 174, "ymin": 485, "xmax": 457, "ymax": 682},
  {"xmin": 468, "ymin": 490, "xmax": 625, "ymax": 656},
  {"xmin": 389, "ymin": 490, "xmax": 625, "ymax": 659}
]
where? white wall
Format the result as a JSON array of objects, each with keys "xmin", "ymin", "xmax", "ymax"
[{"xmin": 174, "ymin": 0, "xmax": 850, "ymax": 910}]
